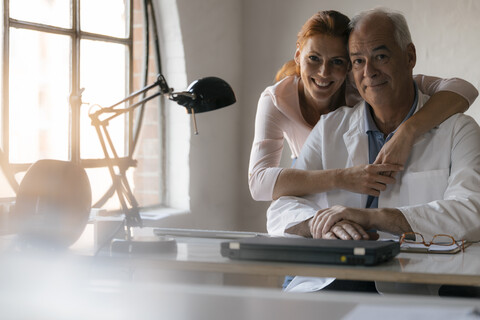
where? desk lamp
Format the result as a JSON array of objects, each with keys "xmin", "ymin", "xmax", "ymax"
[{"xmin": 89, "ymin": 74, "xmax": 236, "ymax": 253}]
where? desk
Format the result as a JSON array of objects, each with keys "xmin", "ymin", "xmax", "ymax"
[
  {"xmin": 0, "ymin": 264, "xmax": 479, "ymax": 320},
  {"xmin": 1, "ymin": 230, "xmax": 480, "ymax": 320},
  {"xmin": 90, "ymin": 230, "xmax": 480, "ymax": 288}
]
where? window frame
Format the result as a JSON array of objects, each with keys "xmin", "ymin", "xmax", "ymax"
[
  {"xmin": 2, "ymin": 0, "xmax": 133, "ymax": 167},
  {"xmin": 1, "ymin": 0, "xmax": 167, "ymax": 211}
]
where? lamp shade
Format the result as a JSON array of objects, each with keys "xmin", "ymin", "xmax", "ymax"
[{"xmin": 179, "ymin": 77, "xmax": 236, "ymax": 114}]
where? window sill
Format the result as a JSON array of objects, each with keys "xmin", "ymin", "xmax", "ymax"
[
  {"xmin": 140, "ymin": 206, "xmax": 190, "ymax": 227},
  {"xmin": 90, "ymin": 206, "xmax": 190, "ymax": 227}
]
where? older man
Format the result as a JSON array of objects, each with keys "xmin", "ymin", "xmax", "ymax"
[
  {"xmin": 268, "ymin": 9, "xmax": 480, "ymax": 250},
  {"xmin": 268, "ymin": 8, "xmax": 480, "ymax": 295}
]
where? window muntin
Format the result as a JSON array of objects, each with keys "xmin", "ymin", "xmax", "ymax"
[{"xmin": 2, "ymin": 0, "xmax": 164, "ymax": 211}]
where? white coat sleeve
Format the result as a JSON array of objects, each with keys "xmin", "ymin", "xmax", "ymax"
[{"xmin": 398, "ymin": 115, "xmax": 480, "ymax": 241}]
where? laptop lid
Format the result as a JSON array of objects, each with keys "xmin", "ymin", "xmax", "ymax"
[{"xmin": 221, "ymin": 236, "xmax": 400, "ymax": 266}]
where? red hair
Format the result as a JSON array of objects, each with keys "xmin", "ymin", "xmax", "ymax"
[{"xmin": 275, "ymin": 10, "xmax": 350, "ymax": 82}]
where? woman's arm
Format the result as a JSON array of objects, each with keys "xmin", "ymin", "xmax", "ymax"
[
  {"xmin": 375, "ymin": 75, "xmax": 478, "ymax": 167},
  {"xmin": 272, "ymin": 164, "xmax": 402, "ymax": 200},
  {"xmin": 415, "ymin": 74, "xmax": 478, "ymax": 106},
  {"xmin": 250, "ymin": 85, "xmax": 402, "ymax": 201},
  {"xmin": 248, "ymin": 94, "xmax": 285, "ymax": 201}
]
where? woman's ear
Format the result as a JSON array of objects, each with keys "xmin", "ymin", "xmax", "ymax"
[{"xmin": 294, "ymin": 43, "xmax": 301, "ymax": 65}]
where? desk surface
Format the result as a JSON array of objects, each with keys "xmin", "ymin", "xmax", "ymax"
[
  {"xmin": 2, "ymin": 228, "xmax": 479, "ymax": 319},
  {"xmin": 95, "ymin": 231, "xmax": 480, "ymax": 287}
]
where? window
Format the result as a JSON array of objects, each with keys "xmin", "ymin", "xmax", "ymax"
[{"xmin": 1, "ymin": 0, "xmax": 164, "ymax": 212}]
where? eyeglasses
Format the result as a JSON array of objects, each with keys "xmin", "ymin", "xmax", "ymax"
[{"xmin": 399, "ymin": 232, "xmax": 465, "ymax": 252}]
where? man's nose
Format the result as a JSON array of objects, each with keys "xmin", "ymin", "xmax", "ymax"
[{"xmin": 364, "ymin": 60, "xmax": 377, "ymax": 78}]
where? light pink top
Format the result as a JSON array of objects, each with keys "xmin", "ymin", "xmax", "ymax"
[{"xmin": 248, "ymin": 75, "xmax": 479, "ymax": 201}]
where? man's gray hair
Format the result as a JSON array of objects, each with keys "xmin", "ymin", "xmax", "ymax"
[{"xmin": 349, "ymin": 7, "xmax": 412, "ymax": 50}]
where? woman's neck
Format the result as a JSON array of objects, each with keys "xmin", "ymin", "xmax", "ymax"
[{"xmin": 298, "ymin": 80, "xmax": 346, "ymax": 127}]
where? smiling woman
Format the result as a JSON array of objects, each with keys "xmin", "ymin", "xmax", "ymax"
[
  {"xmin": 295, "ymin": 34, "xmax": 349, "ymax": 126},
  {"xmin": 247, "ymin": 9, "xmax": 478, "ymax": 205}
]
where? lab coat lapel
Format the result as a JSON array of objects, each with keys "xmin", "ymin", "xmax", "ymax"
[
  {"xmin": 343, "ymin": 106, "xmax": 369, "ymax": 167},
  {"xmin": 341, "ymin": 106, "xmax": 369, "ymax": 208}
]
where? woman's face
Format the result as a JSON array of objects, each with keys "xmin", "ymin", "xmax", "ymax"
[{"xmin": 295, "ymin": 34, "xmax": 349, "ymax": 107}]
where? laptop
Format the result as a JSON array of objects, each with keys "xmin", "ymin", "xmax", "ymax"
[
  {"xmin": 153, "ymin": 227, "xmax": 262, "ymax": 239},
  {"xmin": 221, "ymin": 236, "xmax": 400, "ymax": 266}
]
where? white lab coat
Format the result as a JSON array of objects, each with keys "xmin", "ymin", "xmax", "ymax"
[{"xmin": 267, "ymin": 92, "xmax": 480, "ymax": 241}]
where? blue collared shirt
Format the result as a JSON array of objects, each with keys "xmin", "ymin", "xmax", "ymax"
[{"xmin": 365, "ymin": 83, "xmax": 418, "ymax": 208}]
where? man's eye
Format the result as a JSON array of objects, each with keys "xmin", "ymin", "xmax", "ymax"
[
  {"xmin": 376, "ymin": 54, "xmax": 387, "ymax": 61},
  {"xmin": 352, "ymin": 58, "xmax": 363, "ymax": 65}
]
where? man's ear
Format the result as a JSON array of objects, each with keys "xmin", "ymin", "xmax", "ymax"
[{"xmin": 406, "ymin": 43, "xmax": 416, "ymax": 69}]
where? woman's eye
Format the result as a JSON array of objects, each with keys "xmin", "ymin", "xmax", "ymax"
[
  {"xmin": 331, "ymin": 59, "xmax": 345, "ymax": 66},
  {"xmin": 308, "ymin": 55, "xmax": 320, "ymax": 62}
]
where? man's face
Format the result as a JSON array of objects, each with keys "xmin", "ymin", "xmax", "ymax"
[{"xmin": 348, "ymin": 16, "xmax": 415, "ymax": 109}]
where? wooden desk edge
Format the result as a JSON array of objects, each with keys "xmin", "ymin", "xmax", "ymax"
[{"xmin": 131, "ymin": 259, "xmax": 480, "ymax": 287}]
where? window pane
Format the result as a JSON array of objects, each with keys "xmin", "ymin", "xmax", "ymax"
[
  {"xmin": 9, "ymin": 28, "xmax": 70, "ymax": 163},
  {"xmin": 80, "ymin": 0, "xmax": 127, "ymax": 38},
  {"xmin": 80, "ymin": 39, "xmax": 127, "ymax": 159},
  {"xmin": 10, "ymin": 0, "xmax": 71, "ymax": 28},
  {"xmin": 86, "ymin": 167, "xmax": 121, "ymax": 211}
]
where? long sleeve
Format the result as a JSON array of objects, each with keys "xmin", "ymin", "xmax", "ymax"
[
  {"xmin": 398, "ymin": 114, "xmax": 480, "ymax": 241},
  {"xmin": 413, "ymin": 74, "xmax": 478, "ymax": 106},
  {"xmin": 248, "ymin": 93, "xmax": 286, "ymax": 201},
  {"xmin": 346, "ymin": 74, "xmax": 479, "ymax": 107},
  {"xmin": 248, "ymin": 77, "xmax": 311, "ymax": 201}
]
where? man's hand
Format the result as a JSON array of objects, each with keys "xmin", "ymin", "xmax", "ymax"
[
  {"xmin": 309, "ymin": 205, "xmax": 373, "ymax": 239},
  {"xmin": 321, "ymin": 220, "xmax": 376, "ymax": 240},
  {"xmin": 338, "ymin": 164, "xmax": 403, "ymax": 196}
]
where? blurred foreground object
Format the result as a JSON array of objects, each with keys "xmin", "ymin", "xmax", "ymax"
[{"xmin": 12, "ymin": 160, "xmax": 92, "ymax": 248}]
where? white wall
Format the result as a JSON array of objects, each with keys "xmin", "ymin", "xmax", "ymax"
[
  {"xmin": 156, "ymin": 0, "xmax": 243, "ymax": 230},
  {"xmin": 158, "ymin": 0, "xmax": 480, "ymax": 232}
]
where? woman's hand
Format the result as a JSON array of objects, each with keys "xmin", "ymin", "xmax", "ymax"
[
  {"xmin": 374, "ymin": 123, "xmax": 416, "ymax": 176},
  {"xmin": 337, "ymin": 163, "xmax": 403, "ymax": 196}
]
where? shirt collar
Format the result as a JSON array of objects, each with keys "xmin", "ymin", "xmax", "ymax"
[{"xmin": 364, "ymin": 81, "xmax": 419, "ymax": 135}]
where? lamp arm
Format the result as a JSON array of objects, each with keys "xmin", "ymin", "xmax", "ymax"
[
  {"xmin": 89, "ymin": 74, "xmax": 173, "ymax": 125},
  {"xmin": 87, "ymin": 73, "xmax": 178, "ymax": 235},
  {"xmin": 107, "ymin": 76, "xmax": 167, "ymax": 111}
]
